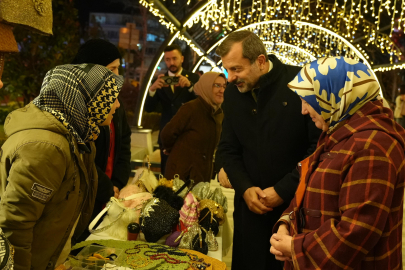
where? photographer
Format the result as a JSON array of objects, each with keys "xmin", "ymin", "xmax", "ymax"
[{"xmin": 144, "ymin": 44, "xmax": 199, "ymax": 174}]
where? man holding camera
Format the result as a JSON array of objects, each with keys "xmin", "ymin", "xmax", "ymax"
[{"xmin": 145, "ymin": 44, "xmax": 199, "ymax": 174}]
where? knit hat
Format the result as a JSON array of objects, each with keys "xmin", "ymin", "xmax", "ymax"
[{"xmin": 71, "ymin": 39, "xmax": 121, "ymax": 66}]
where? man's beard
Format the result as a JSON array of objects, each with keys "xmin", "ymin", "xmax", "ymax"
[
  {"xmin": 235, "ymin": 64, "xmax": 260, "ymax": 93},
  {"xmin": 169, "ymin": 65, "xmax": 179, "ymax": 73},
  {"xmin": 235, "ymin": 80, "xmax": 255, "ymax": 93}
]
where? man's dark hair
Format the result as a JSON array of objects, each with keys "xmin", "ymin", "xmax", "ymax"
[
  {"xmin": 216, "ymin": 31, "xmax": 268, "ymax": 64},
  {"xmin": 164, "ymin": 44, "xmax": 182, "ymax": 55}
]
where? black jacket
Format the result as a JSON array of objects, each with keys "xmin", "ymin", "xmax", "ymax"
[
  {"xmin": 144, "ymin": 69, "xmax": 200, "ymax": 144},
  {"xmin": 93, "ymin": 97, "xmax": 132, "ymax": 212},
  {"xmin": 215, "ymin": 55, "xmax": 321, "ymax": 270}
]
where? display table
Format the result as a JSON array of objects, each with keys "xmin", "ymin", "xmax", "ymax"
[
  {"xmin": 85, "ymin": 218, "xmax": 223, "ymax": 262},
  {"xmin": 70, "ymin": 238, "xmax": 227, "ymax": 270}
]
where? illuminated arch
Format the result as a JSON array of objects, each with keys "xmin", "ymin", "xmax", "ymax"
[
  {"xmin": 137, "ymin": 0, "xmax": 401, "ymax": 127},
  {"xmin": 192, "ymin": 20, "xmax": 373, "ymax": 72}
]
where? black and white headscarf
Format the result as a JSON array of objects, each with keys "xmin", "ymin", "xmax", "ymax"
[{"xmin": 33, "ymin": 64, "xmax": 123, "ymax": 145}]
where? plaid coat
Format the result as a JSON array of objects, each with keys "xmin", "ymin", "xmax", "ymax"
[{"xmin": 278, "ymin": 100, "xmax": 405, "ymax": 270}]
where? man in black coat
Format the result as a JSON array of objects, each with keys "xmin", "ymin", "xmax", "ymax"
[
  {"xmin": 144, "ymin": 44, "xmax": 199, "ymax": 174},
  {"xmin": 215, "ymin": 31, "xmax": 321, "ymax": 269}
]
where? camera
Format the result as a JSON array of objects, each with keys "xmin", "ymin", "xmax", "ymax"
[{"xmin": 161, "ymin": 76, "xmax": 180, "ymax": 85}]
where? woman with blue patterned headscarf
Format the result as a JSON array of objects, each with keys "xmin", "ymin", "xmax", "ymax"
[
  {"xmin": 270, "ymin": 57, "xmax": 405, "ymax": 270},
  {"xmin": 288, "ymin": 57, "xmax": 381, "ymax": 132}
]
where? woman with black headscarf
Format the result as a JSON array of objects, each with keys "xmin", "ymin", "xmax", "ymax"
[
  {"xmin": 0, "ymin": 64, "xmax": 122, "ymax": 270},
  {"xmin": 71, "ymin": 40, "xmax": 132, "ymax": 242}
]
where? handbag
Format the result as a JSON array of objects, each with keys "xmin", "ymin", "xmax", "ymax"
[
  {"xmin": 179, "ymin": 192, "xmax": 199, "ymax": 227},
  {"xmin": 199, "ymin": 207, "xmax": 219, "ymax": 236},
  {"xmin": 198, "ymin": 199, "xmax": 225, "ymax": 225},
  {"xmin": 208, "ymin": 187, "xmax": 228, "ymax": 213},
  {"xmin": 88, "ymin": 192, "xmax": 152, "ymax": 240},
  {"xmin": 153, "ymin": 175, "xmax": 193, "ymax": 211},
  {"xmin": 132, "ymin": 156, "xmax": 158, "ymax": 193},
  {"xmin": 140, "ymin": 198, "xmax": 180, "ymax": 242},
  {"xmin": 191, "ymin": 182, "xmax": 212, "ymax": 201},
  {"xmin": 178, "ymin": 223, "xmax": 209, "ymax": 255}
]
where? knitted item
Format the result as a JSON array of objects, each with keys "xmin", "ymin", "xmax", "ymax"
[
  {"xmin": 71, "ymin": 39, "xmax": 121, "ymax": 67},
  {"xmin": 179, "ymin": 192, "xmax": 199, "ymax": 227},
  {"xmin": 153, "ymin": 185, "xmax": 184, "ymax": 211}
]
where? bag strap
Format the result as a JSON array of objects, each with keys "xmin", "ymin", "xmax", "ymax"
[
  {"xmin": 122, "ymin": 192, "xmax": 151, "ymax": 201},
  {"xmin": 88, "ymin": 199, "xmax": 117, "ymax": 234},
  {"xmin": 143, "ymin": 155, "xmax": 151, "ymax": 172},
  {"xmin": 88, "ymin": 192, "xmax": 151, "ymax": 234},
  {"xmin": 175, "ymin": 178, "xmax": 193, "ymax": 196}
]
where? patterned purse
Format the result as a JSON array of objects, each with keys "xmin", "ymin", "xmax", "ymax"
[
  {"xmin": 179, "ymin": 192, "xmax": 200, "ymax": 227},
  {"xmin": 178, "ymin": 223, "xmax": 209, "ymax": 255},
  {"xmin": 140, "ymin": 198, "xmax": 180, "ymax": 242},
  {"xmin": 198, "ymin": 199, "xmax": 225, "ymax": 225}
]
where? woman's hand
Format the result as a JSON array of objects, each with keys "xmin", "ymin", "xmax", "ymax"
[{"xmin": 270, "ymin": 224, "xmax": 292, "ymax": 261}]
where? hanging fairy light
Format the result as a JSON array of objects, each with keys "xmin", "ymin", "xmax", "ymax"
[
  {"xmin": 373, "ymin": 62, "xmax": 405, "ymax": 72},
  {"xmin": 140, "ymin": 0, "xmax": 404, "ymax": 71}
]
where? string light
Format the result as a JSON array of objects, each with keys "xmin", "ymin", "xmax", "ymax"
[
  {"xmin": 141, "ymin": 0, "xmax": 404, "ymax": 72},
  {"xmin": 177, "ymin": 34, "xmax": 204, "ymax": 56},
  {"xmin": 373, "ymin": 62, "xmax": 405, "ymax": 72}
]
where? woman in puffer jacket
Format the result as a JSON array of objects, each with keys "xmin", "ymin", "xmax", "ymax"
[{"xmin": 0, "ymin": 64, "xmax": 122, "ymax": 270}]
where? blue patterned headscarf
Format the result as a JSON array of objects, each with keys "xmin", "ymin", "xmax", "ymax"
[{"xmin": 287, "ymin": 57, "xmax": 381, "ymax": 132}]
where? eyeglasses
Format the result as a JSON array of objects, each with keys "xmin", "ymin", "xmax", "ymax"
[{"xmin": 213, "ymin": 83, "xmax": 227, "ymax": 89}]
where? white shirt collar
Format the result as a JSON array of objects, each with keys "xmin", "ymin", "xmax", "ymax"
[
  {"xmin": 268, "ymin": 60, "xmax": 273, "ymax": 73},
  {"xmin": 168, "ymin": 67, "xmax": 183, "ymax": 77}
]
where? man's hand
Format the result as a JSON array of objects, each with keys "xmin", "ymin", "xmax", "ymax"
[
  {"xmin": 243, "ymin": 187, "xmax": 273, "ymax": 214},
  {"xmin": 113, "ymin": 186, "xmax": 120, "ymax": 198},
  {"xmin": 270, "ymin": 226, "xmax": 292, "ymax": 261},
  {"xmin": 259, "ymin": 187, "xmax": 284, "ymax": 208},
  {"xmin": 177, "ymin": 75, "xmax": 191, "ymax": 88},
  {"xmin": 163, "ymin": 149, "xmax": 169, "ymax": 155},
  {"xmin": 218, "ymin": 168, "xmax": 233, "ymax": 189},
  {"xmin": 150, "ymin": 74, "xmax": 166, "ymax": 92}
]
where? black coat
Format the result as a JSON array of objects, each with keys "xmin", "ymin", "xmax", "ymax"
[
  {"xmin": 93, "ymin": 98, "xmax": 132, "ymax": 217},
  {"xmin": 144, "ymin": 69, "xmax": 200, "ymax": 144},
  {"xmin": 215, "ymin": 55, "xmax": 321, "ymax": 270}
]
